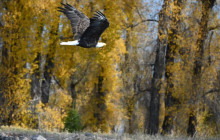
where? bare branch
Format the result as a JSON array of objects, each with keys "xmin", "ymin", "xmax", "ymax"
[
  {"xmin": 135, "ymin": 6, "xmax": 144, "ymax": 21},
  {"xmin": 72, "ymin": 50, "xmax": 101, "ymax": 86},
  {"xmin": 202, "ymin": 89, "xmax": 220, "ymax": 98},
  {"xmin": 13, "ymin": 99, "xmax": 39, "ymax": 116},
  {"xmin": 73, "ymin": 61, "xmax": 91, "ymax": 86},
  {"xmin": 208, "ymin": 24, "xmax": 220, "ymax": 31},
  {"xmin": 205, "ymin": 89, "xmax": 220, "ymax": 94},
  {"xmin": 53, "ymin": 75, "xmax": 64, "ymax": 90},
  {"xmin": 126, "ymin": 19, "xmax": 158, "ymax": 29}
]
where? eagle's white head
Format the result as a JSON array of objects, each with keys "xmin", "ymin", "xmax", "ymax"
[{"xmin": 96, "ymin": 42, "xmax": 106, "ymax": 48}]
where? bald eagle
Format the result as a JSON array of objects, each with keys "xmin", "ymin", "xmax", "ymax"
[{"xmin": 58, "ymin": 3, "xmax": 109, "ymax": 48}]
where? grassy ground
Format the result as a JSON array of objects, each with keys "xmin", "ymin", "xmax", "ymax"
[{"xmin": 0, "ymin": 126, "xmax": 219, "ymax": 140}]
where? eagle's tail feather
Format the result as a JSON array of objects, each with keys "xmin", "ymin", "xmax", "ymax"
[{"xmin": 60, "ymin": 40, "xmax": 79, "ymax": 46}]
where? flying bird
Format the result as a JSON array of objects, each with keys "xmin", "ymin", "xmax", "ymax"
[{"xmin": 58, "ymin": 3, "xmax": 109, "ymax": 48}]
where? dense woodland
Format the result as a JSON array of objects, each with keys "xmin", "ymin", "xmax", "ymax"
[{"xmin": 0, "ymin": 0, "xmax": 220, "ymax": 137}]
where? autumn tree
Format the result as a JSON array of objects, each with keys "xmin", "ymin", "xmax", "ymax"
[
  {"xmin": 144, "ymin": 0, "xmax": 171, "ymax": 134},
  {"xmin": 162, "ymin": 0, "xmax": 184, "ymax": 134},
  {"xmin": 0, "ymin": 0, "xmax": 34, "ymax": 127},
  {"xmin": 188, "ymin": 0, "xmax": 216, "ymax": 136}
]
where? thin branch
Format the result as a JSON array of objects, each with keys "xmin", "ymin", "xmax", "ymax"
[
  {"xmin": 208, "ymin": 24, "xmax": 220, "ymax": 31},
  {"xmin": 53, "ymin": 75, "xmax": 64, "ymax": 90},
  {"xmin": 52, "ymin": 61, "xmax": 90, "ymax": 90},
  {"xmin": 135, "ymin": 6, "xmax": 144, "ymax": 21},
  {"xmin": 202, "ymin": 89, "xmax": 220, "ymax": 98},
  {"xmin": 126, "ymin": 19, "xmax": 158, "ymax": 29},
  {"xmin": 72, "ymin": 50, "xmax": 101, "ymax": 86},
  {"xmin": 13, "ymin": 99, "xmax": 39, "ymax": 116},
  {"xmin": 123, "ymin": 5, "xmax": 159, "ymax": 29},
  {"xmin": 73, "ymin": 61, "xmax": 91, "ymax": 86},
  {"xmin": 205, "ymin": 89, "xmax": 220, "ymax": 94}
]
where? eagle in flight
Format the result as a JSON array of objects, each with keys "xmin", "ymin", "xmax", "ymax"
[{"xmin": 58, "ymin": 3, "xmax": 109, "ymax": 48}]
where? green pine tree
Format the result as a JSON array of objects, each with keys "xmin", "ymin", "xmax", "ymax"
[{"xmin": 64, "ymin": 109, "xmax": 82, "ymax": 132}]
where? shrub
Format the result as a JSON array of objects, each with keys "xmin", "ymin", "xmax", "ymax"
[{"xmin": 64, "ymin": 109, "xmax": 82, "ymax": 132}]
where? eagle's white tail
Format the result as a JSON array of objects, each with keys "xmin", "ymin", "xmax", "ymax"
[
  {"xmin": 96, "ymin": 42, "xmax": 106, "ymax": 48},
  {"xmin": 60, "ymin": 40, "xmax": 79, "ymax": 46}
]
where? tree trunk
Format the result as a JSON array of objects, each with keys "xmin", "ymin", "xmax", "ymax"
[
  {"xmin": 31, "ymin": 19, "xmax": 44, "ymax": 100},
  {"xmin": 70, "ymin": 81, "xmax": 77, "ymax": 109},
  {"xmin": 188, "ymin": 0, "xmax": 216, "ymax": 136},
  {"xmin": 93, "ymin": 68, "xmax": 107, "ymax": 131},
  {"xmin": 187, "ymin": 112, "xmax": 197, "ymax": 136},
  {"xmin": 145, "ymin": 0, "xmax": 170, "ymax": 134},
  {"xmin": 31, "ymin": 53, "xmax": 42, "ymax": 99},
  {"xmin": 69, "ymin": 62, "xmax": 90, "ymax": 109},
  {"xmin": 0, "ymin": 2, "xmax": 23, "ymax": 125},
  {"xmin": 41, "ymin": 22, "xmax": 59, "ymax": 104},
  {"xmin": 162, "ymin": 0, "xmax": 183, "ymax": 134}
]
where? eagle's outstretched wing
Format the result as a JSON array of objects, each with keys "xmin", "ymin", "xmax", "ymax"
[
  {"xmin": 58, "ymin": 3, "xmax": 90, "ymax": 40},
  {"xmin": 79, "ymin": 11, "xmax": 109, "ymax": 46}
]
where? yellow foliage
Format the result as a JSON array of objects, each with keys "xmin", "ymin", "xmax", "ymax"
[
  {"xmin": 197, "ymin": 107, "xmax": 217, "ymax": 136},
  {"xmin": 36, "ymin": 91, "xmax": 72, "ymax": 131},
  {"xmin": 0, "ymin": 0, "xmax": 219, "ymax": 136}
]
